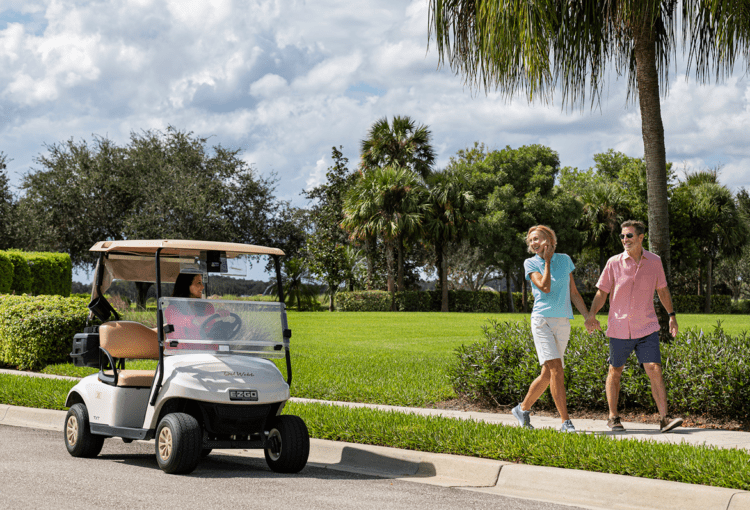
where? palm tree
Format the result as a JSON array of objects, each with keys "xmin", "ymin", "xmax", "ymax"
[
  {"xmin": 342, "ymin": 166, "xmax": 427, "ymax": 304},
  {"xmin": 360, "ymin": 116, "xmax": 436, "ymax": 180},
  {"xmin": 578, "ymin": 181, "xmax": 630, "ymax": 272},
  {"xmin": 678, "ymin": 170, "xmax": 749, "ymax": 312},
  {"xmin": 428, "ymin": 0, "xmax": 750, "ymax": 289},
  {"xmin": 423, "ymin": 170, "xmax": 474, "ymax": 312}
]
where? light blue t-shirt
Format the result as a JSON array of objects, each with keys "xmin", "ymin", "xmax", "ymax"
[{"xmin": 524, "ymin": 253, "xmax": 575, "ymax": 319}]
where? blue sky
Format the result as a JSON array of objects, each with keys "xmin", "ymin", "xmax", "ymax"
[{"xmin": 2, "ymin": 0, "xmax": 749, "ymax": 283}]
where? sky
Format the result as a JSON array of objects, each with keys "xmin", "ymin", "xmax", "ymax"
[{"xmin": 2, "ymin": 0, "xmax": 749, "ymax": 283}]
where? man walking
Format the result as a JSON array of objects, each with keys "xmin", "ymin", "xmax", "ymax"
[{"xmin": 587, "ymin": 220, "xmax": 683, "ymax": 433}]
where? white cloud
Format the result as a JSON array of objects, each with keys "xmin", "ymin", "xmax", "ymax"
[{"xmin": 0, "ymin": 0, "xmax": 748, "ymax": 207}]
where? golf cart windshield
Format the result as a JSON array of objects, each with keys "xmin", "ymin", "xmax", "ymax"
[{"xmin": 161, "ymin": 297, "xmax": 289, "ymax": 359}]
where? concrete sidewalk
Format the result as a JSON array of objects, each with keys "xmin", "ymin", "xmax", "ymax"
[{"xmin": 1, "ymin": 368, "xmax": 750, "ymax": 509}]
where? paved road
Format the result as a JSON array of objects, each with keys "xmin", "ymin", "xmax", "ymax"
[{"xmin": 0, "ymin": 425, "xmax": 583, "ymax": 510}]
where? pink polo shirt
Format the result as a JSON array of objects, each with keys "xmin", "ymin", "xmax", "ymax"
[{"xmin": 596, "ymin": 249, "xmax": 667, "ymax": 339}]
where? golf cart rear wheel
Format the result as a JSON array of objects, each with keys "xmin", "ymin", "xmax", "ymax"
[
  {"xmin": 155, "ymin": 413, "xmax": 202, "ymax": 474},
  {"xmin": 264, "ymin": 415, "xmax": 310, "ymax": 473},
  {"xmin": 64, "ymin": 403, "xmax": 104, "ymax": 458}
]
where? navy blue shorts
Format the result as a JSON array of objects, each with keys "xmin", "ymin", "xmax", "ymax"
[{"xmin": 608, "ymin": 331, "xmax": 661, "ymax": 367}]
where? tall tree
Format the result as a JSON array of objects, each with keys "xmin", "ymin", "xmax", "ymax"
[
  {"xmin": 0, "ymin": 153, "xmax": 15, "ymax": 250},
  {"xmin": 676, "ymin": 169, "xmax": 749, "ymax": 311},
  {"xmin": 342, "ymin": 166, "xmax": 427, "ymax": 305},
  {"xmin": 303, "ymin": 146, "xmax": 358, "ymax": 309},
  {"xmin": 428, "ymin": 0, "xmax": 750, "ymax": 305},
  {"xmin": 360, "ymin": 116, "xmax": 436, "ymax": 180},
  {"xmin": 423, "ymin": 169, "xmax": 474, "ymax": 311}
]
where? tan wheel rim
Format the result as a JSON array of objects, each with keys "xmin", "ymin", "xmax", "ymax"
[
  {"xmin": 158, "ymin": 427, "xmax": 173, "ymax": 461},
  {"xmin": 267, "ymin": 429, "xmax": 282, "ymax": 461},
  {"xmin": 66, "ymin": 416, "xmax": 78, "ymax": 446}
]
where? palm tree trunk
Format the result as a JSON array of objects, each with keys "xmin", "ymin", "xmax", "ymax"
[
  {"xmin": 522, "ymin": 278, "xmax": 528, "ymax": 313},
  {"xmin": 704, "ymin": 257, "xmax": 713, "ymax": 313},
  {"xmin": 634, "ymin": 23, "xmax": 671, "ymax": 340},
  {"xmin": 437, "ymin": 241, "xmax": 449, "ymax": 312},
  {"xmin": 365, "ymin": 234, "xmax": 375, "ymax": 290},
  {"xmin": 386, "ymin": 240, "xmax": 395, "ymax": 309},
  {"xmin": 397, "ymin": 234, "xmax": 405, "ymax": 292}
]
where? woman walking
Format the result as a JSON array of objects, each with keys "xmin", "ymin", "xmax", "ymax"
[{"xmin": 512, "ymin": 225, "xmax": 593, "ymax": 432}]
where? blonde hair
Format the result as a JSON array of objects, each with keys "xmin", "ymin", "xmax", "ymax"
[{"xmin": 525, "ymin": 225, "xmax": 557, "ymax": 254}]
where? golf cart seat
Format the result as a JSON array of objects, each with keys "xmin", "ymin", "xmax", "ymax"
[{"xmin": 98, "ymin": 321, "xmax": 160, "ymax": 388}]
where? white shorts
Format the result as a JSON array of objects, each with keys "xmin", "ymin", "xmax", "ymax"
[{"xmin": 530, "ymin": 317, "xmax": 571, "ymax": 367}]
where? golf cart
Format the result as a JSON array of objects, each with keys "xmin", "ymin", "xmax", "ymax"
[{"xmin": 64, "ymin": 240, "xmax": 309, "ymax": 475}]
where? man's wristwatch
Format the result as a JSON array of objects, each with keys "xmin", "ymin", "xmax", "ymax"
[{"xmin": 668, "ymin": 312, "xmax": 676, "ymax": 317}]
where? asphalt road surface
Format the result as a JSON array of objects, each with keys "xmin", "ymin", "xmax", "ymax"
[{"xmin": 0, "ymin": 424, "xmax": 586, "ymax": 510}]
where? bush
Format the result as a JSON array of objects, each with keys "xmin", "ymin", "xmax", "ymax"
[
  {"xmin": 337, "ymin": 290, "xmax": 393, "ymax": 311},
  {"xmin": 731, "ymin": 299, "xmax": 750, "ymax": 314},
  {"xmin": 338, "ymin": 290, "xmax": 532, "ymax": 313},
  {"xmin": 451, "ymin": 319, "xmax": 750, "ymax": 421},
  {"xmin": 672, "ymin": 294, "xmax": 732, "ymax": 314},
  {"xmin": 0, "ymin": 295, "xmax": 91, "ymax": 370},
  {"xmin": 0, "ymin": 252, "xmax": 12, "ymax": 293},
  {"xmin": 1, "ymin": 250, "xmax": 72, "ymax": 296}
]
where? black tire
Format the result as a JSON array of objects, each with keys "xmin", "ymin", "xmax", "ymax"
[
  {"xmin": 264, "ymin": 415, "xmax": 310, "ymax": 474},
  {"xmin": 64, "ymin": 403, "xmax": 105, "ymax": 458},
  {"xmin": 155, "ymin": 413, "xmax": 203, "ymax": 474},
  {"xmin": 200, "ymin": 448, "xmax": 212, "ymax": 458}
]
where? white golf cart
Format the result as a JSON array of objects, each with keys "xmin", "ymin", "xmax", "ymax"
[{"xmin": 64, "ymin": 240, "xmax": 309, "ymax": 475}]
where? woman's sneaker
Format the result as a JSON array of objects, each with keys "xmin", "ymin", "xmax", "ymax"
[
  {"xmin": 512, "ymin": 403, "xmax": 534, "ymax": 429},
  {"xmin": 607, "ymin": 416, "xmax": 625, "ymax": 431},
  {"xmin": 560, "ymin": 420, "xmax": 575, "ymax": 432}
]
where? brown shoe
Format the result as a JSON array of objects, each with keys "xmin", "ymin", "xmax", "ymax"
[
  {"xmin": 607, "ymin": 416, "xmax": 625, "ymax": 431},
  {"xmin": 660, "ymin": 415, "xmax": 683, "ymax": 433}
]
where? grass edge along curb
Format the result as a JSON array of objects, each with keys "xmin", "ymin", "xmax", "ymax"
[{"xmin": 1, "ymin": 373, "xmax": 748, "ymax": 491}]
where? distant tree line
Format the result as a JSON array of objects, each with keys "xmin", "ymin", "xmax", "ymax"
[{"xmin": 2, "ymin": 121, "xmax": 749, "ymax": 314}]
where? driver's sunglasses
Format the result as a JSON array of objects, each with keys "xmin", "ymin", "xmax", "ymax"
[{"xmin": 620, "ymin": 233, "xmax": 635, "ymax": 239}]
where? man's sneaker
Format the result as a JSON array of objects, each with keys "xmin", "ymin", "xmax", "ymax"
[
  {"xmin": 607, "ymin": 416, "xmax": 625, "ymax": 431},
  {"xmin": 511, "ymin": 403, "xmax": 534, "ymax": 429},
  {"xmin": 660, "ymin": 415, "xmax": 683, "ymax": 433},
  {"xmin": 560, "ymin": 420, "xmax": 575, "ymax": 433}
]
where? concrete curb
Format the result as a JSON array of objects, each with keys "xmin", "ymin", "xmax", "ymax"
[{"xmin": 2, "ymin": 403, "xmax": 749, "ymax": 510}]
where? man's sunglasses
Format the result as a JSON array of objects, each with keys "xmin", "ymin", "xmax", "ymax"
[{"xmin": 620, "ymin": 233, "xmax": 636, "ymax": 239}]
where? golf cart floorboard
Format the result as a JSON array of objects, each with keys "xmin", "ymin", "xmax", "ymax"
[{"xmin": 91, "ymin": 424, "xmax": 155, "ymax": 441}]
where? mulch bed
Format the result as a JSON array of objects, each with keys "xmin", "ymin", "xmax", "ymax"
[{"xmin": 432, "ymin": 398, "xmax": 750, "ymax": 432}]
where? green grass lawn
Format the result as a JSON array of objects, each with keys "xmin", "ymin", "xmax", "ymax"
[{"xmin": 43, "ymin": 311, "xmax": 749, "ymax": 408}]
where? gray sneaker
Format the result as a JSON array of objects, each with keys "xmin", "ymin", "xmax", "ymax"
[
  {"xmin": 512, "ymin": 403, "xmax": 534, "ymax": 429},
  {"xmin": 560, "ymin": 420, "xmax": 575, "ymax": 433}
]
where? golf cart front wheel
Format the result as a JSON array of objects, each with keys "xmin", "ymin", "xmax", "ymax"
[
  {"xmin": 64, "ymin": 403, "xmax": 104, "ymax": 458},
  {"xmin": 264, "ymin": 415, "xmax": 310, "ymax": 473},
  {"xmin": 155, "ymin": 413, "xmax": 202, "ymax": 474}
]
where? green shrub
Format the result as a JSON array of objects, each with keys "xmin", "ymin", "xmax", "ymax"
[
  {"xmin": 394, "ymin": 290, "xmax": 432, "ymax": 311},
  {"xmin": 0, "ymin": 295, "xmax": 91, "ymax": 370},
  {"xmin": 6, "ymin": 251, "xmax": 32, "ymax": 294},
  {"xmin": 337, "ymin": 290, "xmax": 392, "ymax": 311},
  {"xmin": 2, "ymin": 250, "xmax": 72, "ymax": 296},
  {"xmin": 451, "ymin": 319, "xmax": 750, "ymax": 421},
  {"xmin": 0, "ymin": 253, "xmax": 12, "ymax": 293},
  {"xmin": 671, "ymin": 294, "xmax": 732, "ymax": 314},
  {"xmin": 731, "ymin": 299, "xmax": 750, "ymax": 314},
  {"xmin": 339, "ymin": 290, "xmax": 532, "ymax": 313}
]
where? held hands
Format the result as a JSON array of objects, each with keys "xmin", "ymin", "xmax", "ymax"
[{"xmin": 584, "ymin": 313, "xmax": 601, "ymax": 334}]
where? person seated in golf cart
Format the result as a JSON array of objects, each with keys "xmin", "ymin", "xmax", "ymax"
[{"xmin": 163, "ymin": 273, "xmax": 228, "ymax": 348}]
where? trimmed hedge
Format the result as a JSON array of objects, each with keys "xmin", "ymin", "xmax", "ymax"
[
  {"xmin": 0, "ymin": 295, "xmax": 90, "ymax": 370},
  {"xmin": 451, "ymin": 320, "xmax": 750, "ymax": 421},
  {"xmin": 337, "ymin": 289, "xmax": 739, "ymax": 314},
  {"xmin": 0, "ymin": 252, "xmax": 12, "ymax": 294},
  {"xmin": 1, "ymin": 250, "xmax": 72, "ymax": 297},
  {"xmin": 338, "ymin": 290, "xmax": 532, "ymax": 312}
]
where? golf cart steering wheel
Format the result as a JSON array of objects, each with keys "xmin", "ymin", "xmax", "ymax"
[{"xmin": 200, "ymin": 313, "xmax": 242, "ymax": 340}]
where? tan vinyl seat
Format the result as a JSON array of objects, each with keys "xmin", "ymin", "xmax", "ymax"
[{"xmin": 99, "ymin": 321, "xmax": 159, "ymax": 388}]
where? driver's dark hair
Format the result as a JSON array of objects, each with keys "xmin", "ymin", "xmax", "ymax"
[{"xmin": 172, "ymin": 273, "xmax": 199, "ymax": 298}]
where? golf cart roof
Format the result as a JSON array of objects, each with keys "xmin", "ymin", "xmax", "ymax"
[
  {"xmin": 89, "ymin": 239, "xmax": 284, "ymax": 293},
  {"xmin": 90, "ymin": 239, "xmax": 284, "ymax": 257}
]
